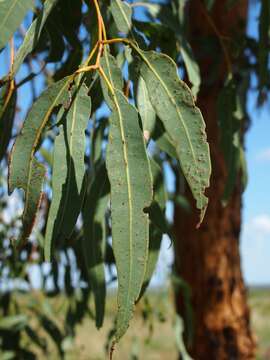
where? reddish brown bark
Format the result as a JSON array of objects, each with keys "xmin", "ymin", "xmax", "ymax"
[{"xmin": 174, "ymin": 1, "xmax": 256, "ymax": 359}]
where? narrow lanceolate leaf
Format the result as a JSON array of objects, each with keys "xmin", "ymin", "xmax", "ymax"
[
  {"xmin": 138, "ymin": 50, "xmax": 211, "ymax": 223},
  {"xmin": 100, "ymin": 52, "xmax": 153, "ymax": 340},
  {"xmin": 8, "ymin": 76, "xmax": 71, "ymax": 195},
  {"xmin": 44, "ymin": 85, "xmax": 90, "ymax": 261},
  {"xmin": 11, "ymin": 0, "xmax": 59, "ymax": 76},
  {"xmin": 136, "ymin": 76, "xmax": 156, "ymax": 137},
  {"xmin": 44, "ymin": 121, "xmax": 66, "ymax": 261},
  {"xmin": 139, "ymin": 158, "xmax": 166, "ymax": 299},
  {"xmin": 106, "ymin": 89, "xmax": 152, "ymax": 341},
  {"xmin": 9, "ymin": 77, "xmax": 71, "ymax": 245},
  {"xmin": 100, "ymin": 49, "xmax": 123, "ymax": 107},
  {"xmin": 0, "ymin": 84, "xmax": 16, "ymax": 161},
  {"xmin": 82, "ymin": 163, "xmax": 109, "ymax": 328},
  {"xmin": 19, "ymin": 158, "xmax": 45, "ymax": 245},
  {"xmin": 110, "ymin": 0, "xmax": 132, "ymax": 34},
  {"xmin": 0, "ymin": 0, "xmax": 34, "ymax": 49}
]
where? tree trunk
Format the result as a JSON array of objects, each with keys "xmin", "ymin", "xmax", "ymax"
[{"xmin": 173, "ymin": 1, "xmax": 256, "ymax": 359}]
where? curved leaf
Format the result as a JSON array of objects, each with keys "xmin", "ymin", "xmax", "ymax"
[
  {"xmin": 0, "ymin": 0, "xmax": 34, "ymax": 49},
  {"xmin": 11, "ymin": 0, "xmax": 59, "ymax": 76},
  {"xmin": 19, "ymin": 158, "xmax": 45, "ymax": 246},
  {"xmin": 44, "ymin": 84, "xmax": 90, "ymax": 260},
  {"xmin": 8, "ymin": 76, "xmax": 71, "ymax": 195},
  {"xmin": 138, "ymin": 49, "xmax": 211, "ymax": 223},
  {"xmin": 82, "ymin": 163, "xmax": 109, "ymax": 328}
]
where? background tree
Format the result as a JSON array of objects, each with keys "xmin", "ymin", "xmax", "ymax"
[{"xmin": 0, "ymin": 0, "xmax": 268, "ymax": 358}]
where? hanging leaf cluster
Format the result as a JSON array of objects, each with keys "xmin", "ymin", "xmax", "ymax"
[{"xmin": 0, "ymin": 0, "xmax": 212, "ymax": 345}]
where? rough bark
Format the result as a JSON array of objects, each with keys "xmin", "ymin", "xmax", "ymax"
[{"xmin": 174, "ymin": 1, "xmax": 256, "ymax": 359}]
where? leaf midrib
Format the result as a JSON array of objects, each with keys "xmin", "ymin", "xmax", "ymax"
[
  {"xmin": 139, "ymin": 50, "xmax": 204, "ymax": 206},
  {"xmin": 104, "ymin": 51, "xmax": 135, "ymax": 327},
  {"xmin": 10, "ymin": 79, "xmax": 69, "ymax": 194}
]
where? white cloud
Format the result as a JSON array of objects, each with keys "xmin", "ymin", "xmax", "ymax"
[
  {"xmin": 244, "ymin": 214, "xmax": 270, "ymax": 235},
  {"xmin": 241, "ymin": 213, "xmax": 270, "ymax": 285},
  {"xmin": 256, "ymin": 148, "xmax": 270, "ymax": 162}
]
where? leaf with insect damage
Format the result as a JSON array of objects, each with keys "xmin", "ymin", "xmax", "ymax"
[
  {"xmin": 138, "ymin": 49, "xmax": 211, "ymax": 224},
  {"xmin": 100, "ymin": 51, "xmax": 153, "ymax": 341},
  {"xmin": 8, "ymin": 76, "xmax": 72, "ymax": 245},
  {"xmin": 18, "ymin": 158, "xmax": 45, "ymax": 246}
]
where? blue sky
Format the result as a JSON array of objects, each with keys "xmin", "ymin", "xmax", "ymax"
[{"xmin": 1, "ymin": 1, "xmax": 269, "ymax": 287}]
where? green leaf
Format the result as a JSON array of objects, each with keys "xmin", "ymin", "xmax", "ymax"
[
  {"xmin": 179, "ymin": 42, "xmax": 201, "ymax": 98},
  {"xmin": 136, "ymin": 76, "xmax": 156, "ymax": 136},
  {"xmin": 0, "ymin": 84, "xmax": 16, "ymax": 161},
  {"xmin": 0, "ymin": 0, "xmax": 34, "ymax": 49},
  {"xmin": 110, "ymin": 0, "xmax": 132, "ymax": 34},
  {"xmin": 8, "ymin": 76, "xmax": 71, "ymax": 195},
  {"xmin": 139, "ymin": 158, "xmax": 166, "ymax": 299},
  {"xmin": 82, "ymin": 163, "xmax": 109, "ymax": 328},
  {"xmin": 152, "ymin": 118, "xmax": 177, "ymax": 159},
  {"xmin": 100, "ymin": 49, "xmax": 123, "ymax": 107},
  {"xmin": 138, "ymin": 49, "xmax": 211, "ymax": 223},
  {"xmin": 11, "ymin": 0, "xmax": 59, "ymax": 76},
  {"xmin": 142, "ymin": 2, "xmax": 200, "ymax": 95},
  {"xmin": 100, "ymin": 51, "xmax": 153, "ymax": 341},
  {"xmin": 45, "ymin": 84, "xmax": 90, "ymax": 260},
  {"xmin": 9, "ymin": 77, "xmax": 73, "ymax": 245},
  {"xmin": 19, "ymin": 158, "xmax": 45, "ymax": 245},
  {"xmin": 106, "ymin": 89, "xmax": 153, "ymax": 342}
]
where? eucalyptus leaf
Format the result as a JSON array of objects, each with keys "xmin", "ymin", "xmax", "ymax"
[
  {"xmin": 18, "ymin": 157, "xmax": 45, "ymax": 246},
  {"xmin": 136, "ymin": 76, "xmax": 156, "ymax": 136},
  {"xmin": 0, "ymin": 0, "xmax": 34, "ymax": 49},
  {"xmin": 82, "ymin": 163, "xmax": 109, "ymax": 328},
  {"xmin": 8, "ymin": 76, "xmax": 71, "ymax": 196},
  {"xmin": 110, "ymin": 0, "xmax": 132, "ymax": 34},
  {"xmin": 11, "ymin": 0, "xmax": 59, "ymax": 76},
  {"xmin": 106, "ymin": 89, "xmax": 152, "ymax": 341},
  {"xmin": 138, "ymin": 49, "xmax": 211, "ymax": 223},
  {"xmin": 45, "ymin": 84, "xmax": 90, "ymax": 260},
  {"xmin": 139, "ymin": 158, "xmax": 167, "ymax": 299}
]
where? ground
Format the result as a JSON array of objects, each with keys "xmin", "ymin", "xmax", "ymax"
[{"xmin": 18, "ymin": 287, "xmax": 270, "ymax": 359}]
